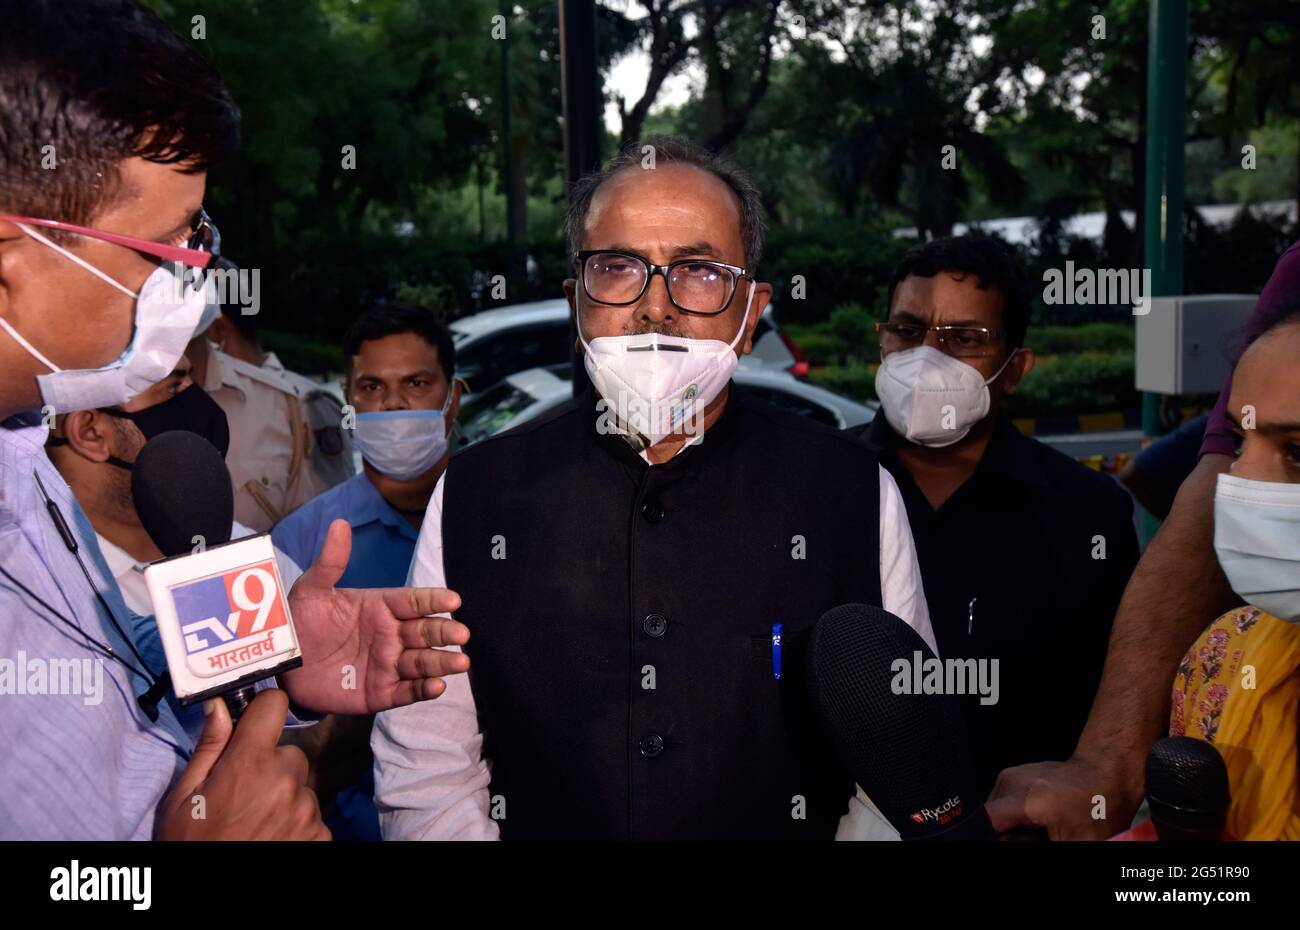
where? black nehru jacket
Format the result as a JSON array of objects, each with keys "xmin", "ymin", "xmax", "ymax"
[
  {"xmin": 442, "ymin": 385, "xmax": 884, "ymax": 840},
  {"xmin": 850, "ymin": 412, "xmax": 1139, "ymax": 797}
]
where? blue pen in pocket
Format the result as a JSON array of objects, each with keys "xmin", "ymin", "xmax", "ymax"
[{"xmin": 771, "ymin": 623, "xmax": 783, "ymax": 681}]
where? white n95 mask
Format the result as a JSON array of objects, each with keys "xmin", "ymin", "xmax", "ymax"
[
  {"xmin": 1214, "ymin": 473, "xmax": 1300, "ymax": 623},
  {"xmin": 352, "ymin": 393, "xmax": 453, "ymax": 482},
  {"xmin": 580, "ymin": 281, "xmax": 755, "ymax": 446},
  {"xmin": 875, "ymin": 345, "xmax": 1016, "ymax": 448},
  {"xmin": 0, "ymin": 222, "xmax": 212, "ymax": 413}
]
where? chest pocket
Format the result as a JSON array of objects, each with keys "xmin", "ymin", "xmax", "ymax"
[{"xmin": 746, "ymin": 623, "xmax": 814, "ymax": 677}]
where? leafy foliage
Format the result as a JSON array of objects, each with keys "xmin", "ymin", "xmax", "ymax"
[{"xmin": 137, "ymin": 0, "xmax": 1298, "ymax": 425}]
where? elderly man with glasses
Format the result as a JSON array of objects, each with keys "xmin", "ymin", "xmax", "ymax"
[
  {"xmin": 848, "ymin": 234, "xmax": 1140, "ymax": 805},
  {"xmin": 372, "ymin": 135, "xmax": 938, "ymax": 841}
]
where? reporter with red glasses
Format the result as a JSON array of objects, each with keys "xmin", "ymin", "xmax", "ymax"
[{"xmin": 0, "ymin": 0, "xmax": 469, "ymax": 840}]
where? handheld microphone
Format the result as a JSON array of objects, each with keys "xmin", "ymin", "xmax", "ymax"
[
  {"xmin": 1145, "ymin": 736, "xmax": 1230, "ymax": 841},
  {"xmin": 806, "ymin": 603, "xmax": 996, "ymax": 840},
  {"xmin": 133, "ymin": 429, "xmax": 234, "ymax": 557},
  {"xmin": 134, "ymin": 431, "xmax": 302, "ymax": 719}
]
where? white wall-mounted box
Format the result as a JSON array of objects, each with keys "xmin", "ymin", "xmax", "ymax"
[{"xmin": 1135, "ymin": 294, "xmax": 1256, "ymax": 395}]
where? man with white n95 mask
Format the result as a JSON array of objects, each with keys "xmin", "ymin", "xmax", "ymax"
[
  {"xmin": 373, "ymin": 136, "xmax": 936, "ymax": 841},
  {"xmin": 847, "ymin": 235, "xmax": 1139, "ymax": 807}
]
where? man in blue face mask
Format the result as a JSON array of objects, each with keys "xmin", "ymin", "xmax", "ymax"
[
  {"xmin": 270, "ymin": 302, "xmax": 460, "ymax": 841},
  {"xmin": 272, "ymin": 303, "xmax": 460, "ymax": 590}
]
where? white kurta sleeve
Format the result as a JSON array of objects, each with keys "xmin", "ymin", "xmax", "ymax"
[{"xmin": 371, "ymin": 475, "xmax": 498, "ymax": 840}]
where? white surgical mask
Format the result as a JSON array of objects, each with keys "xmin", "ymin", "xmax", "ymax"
[
  {"xmin": 352, "ymin": 393, "xmax": 453, "ymax": 482},
  {"xmin": 193, "ymin": 295, "xmax": 222, "ymax": 340},
  {"xmin": 1213, "ymin": 473, "xmax": 1300, "ymax": 623},
  {"xmin": 580, "ymin": 282, "xmax": 755, "ymax": 446},
  {"xmin": 0, "ymin": 222, "xmax": 211, "ymax": 413},
  {"xmin": 875, "ymin": 344, "xmax": 1016, "ymax": 448}
]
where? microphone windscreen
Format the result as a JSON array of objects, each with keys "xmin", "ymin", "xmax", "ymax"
[
  {"xmin": 807, "ymin": 603, "xmax": 993, "ymax": 840},
  {"xmin": 131, "ymin": 430, "xmax": 234, "ymax": 558},
  {"xmin": 1145, "ymin": 736, "xmax": 1230, "ymax": 840}
]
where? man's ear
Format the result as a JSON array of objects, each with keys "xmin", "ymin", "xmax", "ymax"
[
  {"xmin": 1001, "ymin": 347, "xmax": 1036, "ymax": 396},
  {"xmin": 564, "ymin": 278, "xmax": 581, "ymax": 354},
  {"xmin": 448, "ymin": 377, "xmax": 463, "ymax": 424},
  {"xmin": 204, "ymin": 314, "xmax": 230, "ymax": 347},
  {"xmin": 738, "ymin": 281, "xmax": 773, "ymax": 356},
  {"xmin": 61, "ymin": 410, "xmax": 115, "ymax": 463},
  {"xmin": 0, "ymin": 217, "xmax": 23, "ymax": 320}
]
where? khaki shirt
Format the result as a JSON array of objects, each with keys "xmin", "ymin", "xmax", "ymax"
[{"xmin": 201, "ymin": 346, "xmax": 350, "ymax": 532}]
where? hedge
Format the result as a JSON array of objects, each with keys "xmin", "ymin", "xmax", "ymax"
[
  {"xmin": 1025, "ymin": 322, "xmax": 1134, "ymax": 355},
  {"xmin": 1004, "ymin": 351, "xmax": 1138, "ymax": 420}
]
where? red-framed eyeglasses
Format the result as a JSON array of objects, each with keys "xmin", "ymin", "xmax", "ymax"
[{"xmin": 0, "ymin": 208, "xmax": 220, "ymax": 270}]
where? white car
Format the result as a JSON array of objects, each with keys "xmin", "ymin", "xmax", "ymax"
[
  {"xmin": 455, "ymin": 364, "xmax": 878, "ymax": 449},
  {"xmin": 449, "ymin": 298, "xmax": 810, "ymax": 394}
]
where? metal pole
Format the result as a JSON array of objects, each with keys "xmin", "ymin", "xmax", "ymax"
[
  {"xmin": 500, "ymin": 0, "xmax": 517, "ymax": 299},
  {"xmin": 1140, "ymin": 0, "xmax": 1187, "ymax": 536},
  {"xmin": 559, "ymin": 0, "xmax": 601, "ymax": 395}
]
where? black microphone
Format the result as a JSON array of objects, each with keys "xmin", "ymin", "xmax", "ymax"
[
  {"xmin": 806, "ymin": 603, "xmax": 996, "ymax": 840},
  {"xmin": 1145, "ymin": 736, "xmax": 1230, "ymax": 841},
  {"xmin": 131, "ymin": 430, "xmax": 234, "ymax": 558},
  {"xmin": 133, "ymin": 431, "xmax": 301, "ymax": 719}
]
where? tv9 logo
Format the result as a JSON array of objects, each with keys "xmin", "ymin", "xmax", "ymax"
[{"xmin": 169, "ymin": 561, "xmax": 290, "ymax": 674}]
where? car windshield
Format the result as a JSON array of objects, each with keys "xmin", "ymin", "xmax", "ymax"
[{"xmin": 456, "ymin": 380, "xmax": 539, "ymax": 447}]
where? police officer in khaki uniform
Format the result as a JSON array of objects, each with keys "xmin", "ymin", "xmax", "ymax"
[{"xmin": 185, "ymin": 259, "xmax": 354, "ymax": 531}]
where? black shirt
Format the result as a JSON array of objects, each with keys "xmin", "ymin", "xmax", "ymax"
[{"xmin": 852, "ymin": 411, "xmax": 1139, "ymax": 798}]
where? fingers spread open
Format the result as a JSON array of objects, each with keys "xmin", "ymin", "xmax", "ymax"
[
  {"xmin": 396, "ymin": 647, "xmax": 470, "ymax": 681},
  {"xmin": 398, "ymin": 615, "xmax": 470, "ymax": 649},
  {"xmin": 388, "ymin": 676, "xmax": 449, "ymax": 709},
  {"xmin": 385, "ymin": 586, "xmax": 462, "ymax": 620}
]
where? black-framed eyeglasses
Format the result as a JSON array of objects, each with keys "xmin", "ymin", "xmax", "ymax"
[
  {"xmin": 876, "ymin": 321, "xmax": 1005, "ymax": 359},
  {"xmin": 575, "ymin": 249, "xmax": 749, "ymax": 316}
]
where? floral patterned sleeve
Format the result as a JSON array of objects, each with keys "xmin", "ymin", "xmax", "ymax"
[{"xmin": 1170, "ymin": 606, "xmax": 1262, "ymax": 742}]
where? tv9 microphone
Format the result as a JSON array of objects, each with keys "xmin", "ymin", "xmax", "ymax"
[
  {"xmin": 133, "ymin": 430, "xmax": 302, "ymax": 719},
  {"xmin": 806, "ymin": 604, "xmax": 996, "ymax": 840},
  {"xmin": 1145, "ymin": 736, "xmax": 1230, "ymax": 841}
]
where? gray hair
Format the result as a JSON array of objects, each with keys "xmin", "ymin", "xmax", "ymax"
[{"xmin": 564, "ymin": 135, "xmax": 766, "ymax": 272}]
